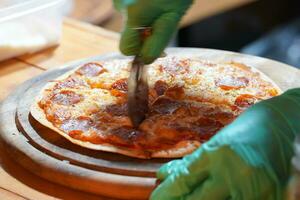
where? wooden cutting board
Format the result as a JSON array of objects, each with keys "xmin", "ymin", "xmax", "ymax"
[{"xmin": 0, "ymin": 48, "xmax": 299, "ymax": 200}]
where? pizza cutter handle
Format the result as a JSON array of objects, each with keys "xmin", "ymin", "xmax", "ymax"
[{"xmin": 133, "ymin": 27, "xmax": 167, "ymax": 58}]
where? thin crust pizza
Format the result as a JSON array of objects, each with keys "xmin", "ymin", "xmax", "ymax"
[{"xmin": 31, "ymin": 56, "xmax": 281, "ymax": 158}]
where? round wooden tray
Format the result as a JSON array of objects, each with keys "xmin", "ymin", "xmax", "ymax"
[{"xmin": 1, "ymin": 48, "xmax": 300, "ymax": 200}]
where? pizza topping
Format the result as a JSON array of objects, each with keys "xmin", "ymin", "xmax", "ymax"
[
  {"xmin": 268, "ymin": 88, "xmax": 279, "ymax": 96},
  {"xmin": 109, "ymin": 127, "xmax": 145, "ymax": 145},
  {"xmin": 230, "ymin": 62, "xmax": 251, "ymax": 71},
  {"xmin": 163, "ymin": 58, "xmax": 190, "ymax": 75},
  {"xmin": 179, "ymin": 59, "xmax": 191, "ymax": 68},
  {"xmin": 105, "ymin": 103, "xmax": 128, "ymax": 116},
  {"xmin": 50, "ymin": 107, "xmax": 71, "ymax": 123},
  {"xmin": 88, "ymin": 81, "xmax": 111, "ymax": 90},
  {"xmin": 172, "ymin": 118, "xmax": 222, "ymax": 141},
  {"xmin": 215, "ymin": 76, "xmax": 249, "ymax": 90},
  {"xmin": 151, "ymin": 97, "xmax": 183, "ymax": 115},
  {"xmin": 110, "ymin": 89, "xmax": 127, "ymax": 97},
  {"xmin": 110, "ymin": 78, "xmax": 128, "ymax": 97},
  {"xmin": 86, "ymin": 104, "xmax": 100, "ymax": 115},
  {"xmin": 54, "ymin": 76, "xmax": 88, "ymax": 89},
  {"xmin": 96, "ymin": 112, "xmax": 131, "ymax": 129},
  {"xmin": 165, "ymin": 85, "xmax": 185, "ymax": 100},
  {"xmin": 184, "ymin": 78, "xmax": 200, "ymax": 85},
  {"xmin": 203, "ymin": 110, "xmax": 235, "ymax": 124},
  {"xmin": 36, "ymin": 57, "xmax": 280, "ymax": 156},
  {"xmin": 194, "ymin": 117, "xmax": 223, "ymax": 135},
  {"xmin": 51, "ymin": 91, "xmax": 83, "ymax": 105},
  {"xmin": 111, "ymin": 78, "xmax": 128, "ymax": 91},
  {"xmin": 61, "ymin": 116, "xmax": 94, "ymax": 133},
  {"xmin": 149, "ymin": 88, "xmax": 158, "ymax": 104},
  {"xmin": 76, "ymin": 62, "xmax": 107, "ymax": 77},
  {"xmin": 235, "ymin": 94, "xmax": 258, "ymax": 108},
  {"xmin": 154, "ymin": 80, "xmax": 168, "ymax": 96}
]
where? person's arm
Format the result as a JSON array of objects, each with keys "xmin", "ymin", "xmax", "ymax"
[
  {"xmin": 151, "ymin": 88, "xmax": 300, "ymax": 200},
  {"xmin": 113, "ymin": 0, "xmax": 193, "ymax": 64}
]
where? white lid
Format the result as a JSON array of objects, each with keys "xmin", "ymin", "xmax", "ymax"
[{"xmin": 0, "ymin": 0, "xmax": 64, "ymax": 23}]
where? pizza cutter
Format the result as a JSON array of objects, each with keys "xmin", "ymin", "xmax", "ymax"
[
  {"xmin": 128, "ymin": 56, "xmax": 149, "ymax": 128},
  {"xmin": 128, "ymin": 27, "xmax": 167, "ymax": 127},
  {"xmin": 127, "ymin": 27, "xmax": 151, "ymax": 128}
]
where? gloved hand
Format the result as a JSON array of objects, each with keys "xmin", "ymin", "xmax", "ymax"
[
  {"xmin": 151, "ymin": 88, "xmax": 300, "ymax": 200},
  {"xmin": 113, "ymin": 0, "xmax": 193, "ymax": 64}
]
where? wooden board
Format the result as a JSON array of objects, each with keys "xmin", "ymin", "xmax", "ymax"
[
  {"xmin": 1, "ymin": 48, "xmax": 300, "ymax": 200},
  {"xmin": 0, "ymin": 59, "xmax": 42, "ymax": 100},
  {"xmin": 18, "ymin": 18, "xmax": 119, "ymax": 70}
]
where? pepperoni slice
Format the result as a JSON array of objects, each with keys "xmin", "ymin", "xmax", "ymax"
[
  {"xmin": 204, "ymin": 111, "xmax": 235, "ymax": 124},
  {"xmin": 230, "ymin": 62, "xmax": 251, "ymax": 71},
  {"xmin": 109, "ymin": 127, "xmax": 145, "ymax": 145},
  {"xmin": 215, "ymin": 76, "xmax": 249, "ymax": 90},
  {"xmin": 61, "ymin": 116, "xmax": 94, "ymax": 132},
  {"xmin": 54, "ymin": 76, "xmax": 87, "ymax": 89},
  {"xmin": 235, "ymin": 94, "xmax": 258, "ymax": 108},
  {"xmin": 165, "ymin": 85, "xmax": 185, "ymax": 100},
  {"xmin": 111, "ymin": 78, "xmax": 128, "ymax": 91},
  {"xmin": 51, "ymin": 91, "xmax": 83, "ymax": 105},
  {"xmin": 151, "ymin": 97, "xmax": 182, "ymax": 115},
  {"xmin": 46, "ymin": 107, "xmax": 71, "ymax": 124},
  {"xmin": 154, "ymin": 80, "xmax": 168, "ymax": 96},
  {"xmin": 195, "ymin": 118, "xmax": 223, "ymax": 134},
  {"xmin": 149, "ymin": 88, "xmax": 158, "ymax": 104},
  {"xmin": 76, "ymin": 62, "xmax": 107, "ymax": 77},
  {"xmin": 105, "ymin": 104, "xmax": 128, "ymax": 116}
]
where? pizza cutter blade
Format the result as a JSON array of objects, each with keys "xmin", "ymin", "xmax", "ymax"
[
  {"xmin": 128, "ymin": 56, "xmax": 149, "ymax": 128},
  {"xmin": 127, "ymin": 27, "xmax": 166, "ymax": 127}
]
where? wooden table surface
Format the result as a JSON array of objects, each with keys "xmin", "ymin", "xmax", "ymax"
[{"xmin": 0, "ymin": 18, "xmax": 119, "ymax": 200}]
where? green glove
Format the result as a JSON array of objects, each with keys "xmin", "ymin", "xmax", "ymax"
[
  {"xmin": 114, "ymin": 0, "xmax": 193, "ymax": 64},
  {"xmin": 151, "ymin": 88, "xmax": 300, "ymax": 200}
]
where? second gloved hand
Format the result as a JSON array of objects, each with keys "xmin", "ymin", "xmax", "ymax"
[
  {"xmin": 114, "ymin": 0, "xmax": 193, "ymax": 64},
  {"xmin": 151, "ymin": 88, "xmax": 300, "ymax": 200}
]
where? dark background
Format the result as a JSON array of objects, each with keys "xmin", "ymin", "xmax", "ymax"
[{"xmin": 178, "ymin": 0, "xmax": 300, "ymax": 68}]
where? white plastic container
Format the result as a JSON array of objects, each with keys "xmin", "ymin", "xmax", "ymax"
[{"xmin": 0, "ymin": 0, "xmax": 66, "ymax": 61}]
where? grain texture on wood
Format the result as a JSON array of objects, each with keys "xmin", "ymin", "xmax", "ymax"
[
  {"xmin": 17, "ymin": 18, "xmax": 119, "ymax": 70},
  {"xmin": 0, "ymin": 188, "xmax": 27, "ymax": 200},
  {"xmin": 0, "ymin": 147, "xmax": 109, "ymax": 200},
  {"xmin": 0, "ymin": 60, "xmax": 42, "ymax": 100}
]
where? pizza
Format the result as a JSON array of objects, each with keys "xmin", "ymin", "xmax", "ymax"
[{"xmin": 31, "ymin": 56, "xmax": 281, "ymax": 158}]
